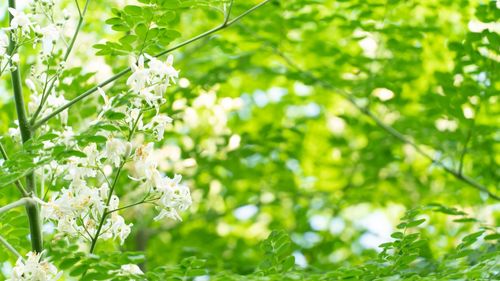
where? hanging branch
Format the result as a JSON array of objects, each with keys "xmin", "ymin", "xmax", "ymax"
[{"xmin": 274, "ymin": 50, "xmax": 499, "ymax": 201}]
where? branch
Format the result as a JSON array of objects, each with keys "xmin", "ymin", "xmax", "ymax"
[
  {"xmin": 30, "ymin": 0, "xmax": 91, "ymax": 124},
  {"xmin": 274, "ymin": 50, "xmax": 500, "ymax": 201},
  {"xmin": 0, "ymin": 235, "xmax": 22, "ymax": 260},
  {"xmin": 8, "ymin": 0, "xmax": 44, "ymax": 253},
  {"xmin": 89, "ymin": 112, "xmax": 142, "ymax": 253},
  {"xmin": 0, "ymin": 197, "xmax": 36, "ymax": 214},
  {"xmin": 32, "ymin": 0, "xmax": 272, "ymax": 130},
  {"xmin": 223, "ymin": 0, "xmax": 234, "ymax": 25},
  {"xmin": 105, "ymin": 197, "xmax": 159, "ymax": 215},
  {"xmin": 458, "ymin": 105, "xmax": 479, "ymax": 176}
]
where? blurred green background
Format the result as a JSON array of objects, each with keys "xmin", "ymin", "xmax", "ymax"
[{"xmin": 0, "ymin": 0, "xmax": 498, "ymax": 280}]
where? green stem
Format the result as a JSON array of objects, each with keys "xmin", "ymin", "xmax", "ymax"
[
  {"xmin": 8, "ymin": 0, "xmax": 44, "ymax": 253},
  {"xmin": 32, "ymin": 0, "xmax": 272, "ymax": 130},
  {"xmin": 89, "ymin": 113, "xmax": 142, "ymax": 253},
  {"xmin": 0, "ymin": 235, "xmax": 22, "ymax": 259},
  {"xmin": 89, "ymin": 161, "xmax": 125, "ymax": 253},
  {"xmin": 0, "ymin": 198, "xmax": 33, "ymax": 214},
  {"xmin": 30, "ymin": 0, "xmax": 91, "ymax": 124}
]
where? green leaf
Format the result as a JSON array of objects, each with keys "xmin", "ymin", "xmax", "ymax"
[{"xmin": 406, "ymin": 219, "xmax": 426, "ymax": 228}]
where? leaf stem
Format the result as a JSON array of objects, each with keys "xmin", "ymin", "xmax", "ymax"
[{"xmin": 32, "ymin": 0, "xmax": 272, "ymax": 130}]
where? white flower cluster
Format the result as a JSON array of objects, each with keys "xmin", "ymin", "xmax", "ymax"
[
  {"xmin": 41, "ymin": 139, "xmax": 132, "ymax": 244},
  {"xmin": 7, "ymin": 252, "xmax": 61, "ymax": 281},
  {"xmin": 1, "ymin": 2, "xmax": 71, "ymax": 126},
  {"xmin": 127, "ymin": 54, "xmax": 179, "ymax": 110},
  {"xmin": 36, "ymin": 52, "xmax": 191, "ymax": 246},
  {"xmin": 6, "ymin": 1, "xmax": 67, "ymax": 58},
  {"xmin": 131, "ymin": 143, "xmax": 192, "ymax": 221}
]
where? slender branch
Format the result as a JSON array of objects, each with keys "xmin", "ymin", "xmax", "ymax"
[
  {"xmin": 0, "ymin": 198, "xmax": 36, "ymax": 214},
  {"xmin": 0, "ymin": 140, "xmax": 29, "ymax": 196},
  {"xmin": 30, "ymin": 0, "xmax": 91, "ymax": 124},
  {"xmin": 89, "ymin": 161, "xmax": 125, "ymax": 253},
  {"xmin": 0, "ymin": 235, "xmax": 22, "ymax": 260},
  {"xmin": 458, "ymin": 105, "xmax": 479, "ymax": 176},
  {"xmin": 32, "ymin": 0, "xmax": 272, "ymax": 130},
  {"xmin": 274, "ymin": 50, "xmax": 500, "ymax": 201},
  {"xmin": 8, "ymin": 0, "xmax": 44, "ymax": 253},
  {"xmin": 105, "ymin": 197, "xmax": 159, "ymax": 215},
  {"xmin": 89, "ymin": 113, "xmax": 142, "ymax": 253},
  {"xmin": 223, "ymin": 0, "xmax": 234, "ymax": 25}
]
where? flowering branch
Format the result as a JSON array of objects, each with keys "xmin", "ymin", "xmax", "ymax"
[
  {"xmin": 29, "ymin": 0, "xmax": 91, "ymax": 124},
  {"xmin": 89, "ymin": 113, "xmax": 142, "ymax": 253},
  {"xmin": 31, "ymin": 0, "xmax": 272, "ymax": 130},
  {"xmin": 7, "ymin": 0, "xmax": 44, "ymax": 253},
  {"xmin": 274, "ymin": 49, "xmax": 500, "ymax": 201}
]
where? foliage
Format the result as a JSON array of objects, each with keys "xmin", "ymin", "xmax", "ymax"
[{"xmin": 0, "ymin": 0, "xmax": 498, "ymax": 280}]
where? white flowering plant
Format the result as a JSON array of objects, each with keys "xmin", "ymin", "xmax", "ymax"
[
  {"xmin": 1, "ymin": 0, "xmax": 499, "ymax": 280},
  {"xmin": 0, "ymin": 0, "xmax": 271, "ymax": 279}
]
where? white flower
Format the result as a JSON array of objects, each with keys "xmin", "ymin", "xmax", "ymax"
[
  {"xmin": 105, "ymin": 138, "xmax": 127, "ymax": 167},
  {"xmin": 11, "ymin": 54, "xmax": 20, "ymax": 64},
  {"xmin": 39, "ymin": 24, "xmax": 59, "ymax": 55},
  {"xmin": 154, "ymin": 174, "xmax": 192, "ymax": 221},
  {"xmin": 97, "ymin": 87, "xmax": 113, "ymax": 112},
  {"xmin": 144, "ymin": 114, "xmax": 172, "ymax": 141},
  {"xmin": 119, "ymin": 264, "xmax": 144, "ymax": 275},
  {"xmin": 25, "ymin": 79, "xmax": 37, "ymax": 93},
  {"xmin": 126, "ymin": 54, "xmax": 179, "ymax": 108},
  {"xmin": 111, "ymin": 215, "xmax": 132, "ymax": 245},
  {"xmin": 131, "ymin": 143, "xmax": 162, "ymax": 186},
  {"xmin": 8, "ymin": 8, "xmax": 32, "ymax": 34},
  {"xmin": 82, "ymin": 143, "xmax": 103, "ymax": 166},
  {"xmin": 42, "ymin": 140, "xmax": 55, "ymax": 149},
  {"xmin": 127, "ymin": 55, "xmax": 149, "ymax": 94},
  {"xmin": 0, "ymin": 31, "xmax": 9, "ymax": 56},
  {"xmin": 7, "ymin": 252, "xmax": 61, "ymax": 281}
]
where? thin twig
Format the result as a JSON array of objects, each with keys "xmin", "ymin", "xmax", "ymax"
[
  {"xmin": 223, "ymin": 0, "xmax": 234, "ymax": 25},
  {"xmin": 458, "ymin": 104, "xmax": 480, "ymax": 176},
  {"xmin": 105, "ymin": 197, "xmax": 159, "ymax": 215},
  {"xmin": 30, "ymin": 0, "xmax": 91, "ymax": 124},
  {"xmin": 0, "ymin": 235, "xmax": 23, "ymax": 260},
  {"xmin": 32, "ymin": 0, "xmax": 272, "ymax": 130},
  {"xmin": 0, "ymin": 198, "xmax": 34, "ymax": 214}
]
